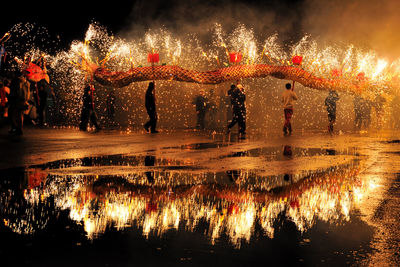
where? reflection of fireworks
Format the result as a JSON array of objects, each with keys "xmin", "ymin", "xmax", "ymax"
[{"xmin": 1, "ymin": 159, "xmax": 378, "ymax": 248}]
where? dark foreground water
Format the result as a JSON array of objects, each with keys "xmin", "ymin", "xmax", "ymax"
[{"xmin": 0, "ymin": 134, "xmax": 398, "ymax": 266}]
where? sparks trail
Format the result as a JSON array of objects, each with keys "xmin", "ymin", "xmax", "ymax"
[{"xmin": 94, "ymin": 64, "xmax": 362, "ymax": 94}]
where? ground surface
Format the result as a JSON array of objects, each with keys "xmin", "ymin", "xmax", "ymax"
[{"xmin": 0, "ymin": 126, "xmax": 399, "ymax": 266}]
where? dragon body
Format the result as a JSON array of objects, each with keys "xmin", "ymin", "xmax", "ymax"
[{"xmin": 94, "ymin": 64, "xmax": 362, "ymax": 94}]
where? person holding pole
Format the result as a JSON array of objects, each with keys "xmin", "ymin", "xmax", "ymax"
[{"xmin": 282, "ymin": 82, "xmax": 298, "ymax": 136}]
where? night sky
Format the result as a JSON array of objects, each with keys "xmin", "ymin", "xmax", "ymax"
[{"xmin": 1, "ymin": 0, "xmax": 304, "ymax": 48}]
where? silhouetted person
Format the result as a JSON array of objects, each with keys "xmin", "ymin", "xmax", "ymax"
[
  {"xmin": 144, "ymin": 82, "xmax": 158, "ymax": 133},
  {"xmin": 361, "ymin": 98, "xmax": 372, "ymax": 129},
  {"xmin": 79, "ymin": 84, "xmax": 100, "ymax": 132},
  {"xmin": 194, "ymin": 89, "xmax": 207, "ymax": 129},
  {"xmin": 0, "ymin": 79, "xmax": 10, "ymax": 119},
  {"xmin": 282, "ymin": 83, "xmax": 297, "ymax": 136},
  {"xmin": 207, "ymin": 89, "xmax": 218, "ymax": 130},
  {"xmin": 354, "ymin": 95, "xmax": 363, "ymax": 130},
  {"xmin": 227, "ymin": 84, "xmax": 246, "ymax": 136},
  {"xmin": 325, "ymin": 90, "xmax": 339, "ymax": 134},
  {"xmin": 35, "ymin": 80, "xmax": 48, "ymax": 126},
  {"xmin": 106, "ymin": 88, "xmax": 116, "ymax": 122},
  {"xmin": 373, "ymin": 94, "xmax": 386, "ymax": 129},
  {"xmin": 8, "ymin": 71, "xmax": 30, "ymax": 135}
]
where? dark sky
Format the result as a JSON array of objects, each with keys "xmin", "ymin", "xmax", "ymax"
[{"xmin": 1, "ymin": 0, "xmax": 304, "ymax": 48}]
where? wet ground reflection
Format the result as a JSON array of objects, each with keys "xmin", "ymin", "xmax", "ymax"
[{"xmin": 0, "ymin": 144, "xmax": 374, "ymax": 250}]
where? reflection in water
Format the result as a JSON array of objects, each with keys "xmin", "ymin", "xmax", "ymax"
[
  {"xmin": 0, "ymin": 160, "xmax": 377, "ymax": 248},
  {"xmin": 144, "ymin": 155, "xmax": 155, "ymax": 183}
]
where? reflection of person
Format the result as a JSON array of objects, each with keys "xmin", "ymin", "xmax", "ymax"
[
  {"xmin": 144, "ymin": 82, "xmax": 158, "ymax": 133},
  {"xmin": 283, "ymin": 145, "xmax": 293, "ymax": 157},
  {"xmin": 227, "ymin": 84, "xmax": 246, "ymax": 136},
  {"xmin": 282, "ymin": 83, "xmax": 297, "ymax": 136},
  {"xmin": 325, "ymin": 90, "xmax": 339, "ymax": 134},
  {"xmin": 144, "ymin": 155, "xmax": 155, "ymax": 183},
  {"xmin": 194, "ymin": 89, "xmax": 207, "ymax": 129},
  {"xmin": 227, "ymin": 170, "xmax": 240, "ymax": 183},
  {"xmin": 79, "ymin": 84, "xmax": 100, "ymax": 132}
]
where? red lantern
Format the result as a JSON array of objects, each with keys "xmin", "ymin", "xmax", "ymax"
[
  {"xmin": 229, "ymin": 52, "xmax": 242, "ymax": 63},
  {"xmin": 291, "ymin": 55, "xmax": 303, "ymax": 65},
  {"xmin": 147, "ymin": 53, "xmax": 159, "ymax": 63},
  {"xmin": 146, "ymin": 202, "xmax": 158, "ymax": 213},
  {"xmin": 227, "ymin": 204, "xmax": 239, "ymax": 214},
  {"xmin": 356, "ymin": 72, "xmax": 366, "ymax": 81},
  {"xmin": 331, "ymin": 68, "xmax": 342, "ymax": 77}
]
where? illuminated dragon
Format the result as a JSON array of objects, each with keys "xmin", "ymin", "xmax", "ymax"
[{"xmin": 93, "ymin": 64, "xmax": 365, "ymax": 94}]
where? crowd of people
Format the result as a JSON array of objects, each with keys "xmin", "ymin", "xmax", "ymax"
[
  {"xmin": 0, "ymin": 57, "xmax": 393, "ymax": 138},
  {"xmin": 0, "ymin": 67, "xmax": 394, "ymax": 138},
  {"xmin": 0, "ymin": 68, "xmax": 55, "ymax": 135}
]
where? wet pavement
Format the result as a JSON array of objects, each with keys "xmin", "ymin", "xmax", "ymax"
[{"xmin": 0, "ymin": 127, "xmax": 400, "ymax": 266}]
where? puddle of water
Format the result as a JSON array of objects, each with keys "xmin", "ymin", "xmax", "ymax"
[{"xmin": 0, "ymin": 144, "xmax": 376, "ymax": 266}]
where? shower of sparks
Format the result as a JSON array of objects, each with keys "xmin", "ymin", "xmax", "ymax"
[{"xmin": 3, "ymin": 22, "xmax": 400, "ymax": 130}]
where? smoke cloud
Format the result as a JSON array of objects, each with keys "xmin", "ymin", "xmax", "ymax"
[{"xmin": 303, "ymin": 0, "xmax": 400, "ymax": 59}]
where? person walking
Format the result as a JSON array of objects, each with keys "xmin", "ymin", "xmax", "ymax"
[
  {"xmin": 79, "ymin": 84, "xmax": 100, "ymax": 132},
  {"xmin": 353, "ymin": 95, "xmax": 363, "ymax": 130},
  {"xmin": 35, "ymin": 80, "xmax": 48, "ymax": 126},
  {"xmin": 8, "ymin": 71, "xmax": 30, "ymax": 135},
  {"xmin": 0, "ymin": 79, "xmax": 10, "ymax": 118},
  {"xmin": 373, "ymin": 93, "xmax": 386, "ymax": 129},
  {"xmin": 194, "ymin": 89, "xmax": 207, "ymax": 129},
  {"xmin": 106, "ymin": 88, "xmax": 116, "ymax": 123},
  {"xmin": 282, "ymin": 83, "xmax": 298, "ymax": 136},
  {"xmin": 227, "ymin": 84, "xmax": 246, "ymax": 137},
  {"xmin": 144, "ymin": 82, "xmax": 158, "ymax": 133},
  {"xmin": 325, "ymin": 90, "xmax": 339, "ymax": 134}
]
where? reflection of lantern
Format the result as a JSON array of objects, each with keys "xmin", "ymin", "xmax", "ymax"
[
  {"xmin": 28, "ymin": 169, "xmax": 47, "ymax": 189},
  {"xmin": 229, "ymin": 52, "xmax": 242, "ymax": 63},
  {"xmin": 331, "ymin": 68, "xmax": 342, "ymax": 77},
  {"xmin": 227, "ymin": 204, "xmax": 239, "ymax": 214},
  {"xmin": 291, "ymin": 55, "xmax": 303, "ymax": 65},
  {"xmin": 289, "ymin": 199, "xmax": 300, "ymax": 209},
  {"xmin": 147, "ymin": 53, "xmax": 159, "ymax": 63},
  {"xmin": 146, "ymin": 202, "xmax": 158, "ymax": 213}
]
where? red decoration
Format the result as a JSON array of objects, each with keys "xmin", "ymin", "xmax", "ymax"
[
  {"xmin": 24, "ymin": 62, "xmax": 49, "ymax": 82},
  {"xmin": 291, "ymin": 55, "xmax": 303, "ymax": 65},
  {"xmin": 28, "ymin": 169, "xmax": 47, "ymax": 189},
  {"xmin": 147, "ymin": 53, "xmax": 159, "ymax": 63},
  {"xmin": 331, "ymin": 68, "xmax": 342, "ymax": 77},
  {"xmin": 289, "ymin": 199, "xmax": 300, "ymax": 209},
  {"xmin": 356, "ymin": 72, "xmax": 366, "ymax": 81},
  {"xmin": 227, "ymin": 204, "xmax": 239, "ymax": 214},
  {"xmin": 229, "ymin": 52, "xmax": 242, "ymax": 63},
  {"xmin": 146, "ymin": 202, "xmax": 158, "ymax": 213}
]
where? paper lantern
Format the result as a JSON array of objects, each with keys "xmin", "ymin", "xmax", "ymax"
[
  {"xmin": 147, "ymin": 53, "xmax": 159, "ymax": 63},
  {"xmin": 356, "ymin": 72, "xmax": 366, "ymax": 81},
  {"xmin": 229, "ymin": 52, "xmax": 242, "ymax": 63},
  {"xmin": 331, "ymin": 68, "xmax": 342, "ymax": 77},
  {"xmin": 291, "ymin": 55, "xmax": 303, "ymax": 65}
]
